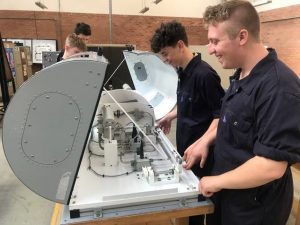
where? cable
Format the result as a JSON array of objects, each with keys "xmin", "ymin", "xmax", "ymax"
[{"xmin": 104, "ymin": 58, "xmax": 125, "ymax": 86}]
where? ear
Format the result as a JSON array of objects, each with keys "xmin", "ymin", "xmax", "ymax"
[
  {"xmin": 65, "ymin": 45, "xmax": 70, "ymax": 51},
  {"xmin": 238, "ymin": 29, "xmax": 248, "ymax": 46},
  {"xmin": 177, "ymin": 40, "xmax": 185, "ymax": 49}
]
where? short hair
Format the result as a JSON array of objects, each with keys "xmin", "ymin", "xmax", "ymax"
[
  {"xmin": 65, "ymin": 33, "xmax": 87, "ymax": 52},
  {"xmin": 150, "ymin": 21, "xmax": 188, "ymax": 53},
  {"xmin": 74, "ymin": 22, "xmax": 91, "ymax": 36},
  {"xmin": 203, "ymin": 0, "xmax": 260, "ymax": 41}
]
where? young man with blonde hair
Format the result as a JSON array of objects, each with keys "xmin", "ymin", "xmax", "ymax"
[
  {"xmin": 62, "ymin": 33, "xmax": 87, "ymax": 60},
  {"xmin": 57, "ymin": 22, "xmax": 91, "ymax": 61},
  {"xmin": 186, "ymin": 1, "xmax": 300, "ymax": 224}
]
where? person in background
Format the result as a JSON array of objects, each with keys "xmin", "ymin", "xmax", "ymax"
[
  {"xmin": 57, "ymin": 22, "xmax": 91, "ymax": 62},
  {"xmin": 61, "ymin": 33, "xmax": 87, "ymax": 60},
  {"xmin": 150, "ymin": 20, "xmax": 225, "ymax": 225},
  {"xmin": 187, "ymin": 1, "xmax": 300, "ymax": 225}
]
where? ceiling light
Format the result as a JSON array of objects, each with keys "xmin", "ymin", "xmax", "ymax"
[
  {"xmin": 153, "ymin": 0, "xmax": 163, "ymax": 4},
  {"xmin": 139, "ymin": 7, "xmax": 149, "ymax": 14},
  {"xmin": 35, "ymin": 1, "xmax": 48, "ymax": 9}
]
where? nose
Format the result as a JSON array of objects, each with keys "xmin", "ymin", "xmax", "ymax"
[{"xmin": 207, "ymin": 43, "xmax": 215, "ymax": 55}]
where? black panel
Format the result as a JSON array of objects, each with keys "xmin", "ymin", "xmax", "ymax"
[{"xmin": 87, "ymin": 45, "xmax": 135, "ymax": 90}]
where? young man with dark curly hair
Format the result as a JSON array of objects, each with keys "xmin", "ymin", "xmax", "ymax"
[{"xmin": 150, "ymin": 20, "xmax": 225, "ymax": 225}]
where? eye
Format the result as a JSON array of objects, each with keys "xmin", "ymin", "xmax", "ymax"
[
  {"xmin": 210, "ymin": 39, "xmax": 219, "ymax": 45},
  {"xmin": 161, "ymin": 52, "xmax": 167, "ymax": 57}
]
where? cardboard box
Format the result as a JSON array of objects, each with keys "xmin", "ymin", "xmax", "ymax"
[
  {"xmin": 12, "ymin": 46, "xmax": 25, "ymax": 89},
  {"xmin": 4, "ymin": 42, "xmax": 16, "ymax": 78}
]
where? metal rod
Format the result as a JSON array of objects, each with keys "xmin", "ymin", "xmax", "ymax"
[{"xmin": 109, "ymin": 0, "xmax": 112, "ymax": 44}]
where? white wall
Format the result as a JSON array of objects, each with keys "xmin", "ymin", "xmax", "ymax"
[
  {"xmin": 0, "ymin": 0, "xmax": 219, "ymax": 18},
  {"xmin": 252, "ymin": 0, "xmax": 300, "ymax": 12},
  {"xmin": 0, "ymin": 0, "xmax": 299, "ymax": 17}
]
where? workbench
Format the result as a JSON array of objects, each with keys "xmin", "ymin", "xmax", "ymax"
[{"xmin": 51, "ymin": 199, "xmax": 214, "ymax": 225}]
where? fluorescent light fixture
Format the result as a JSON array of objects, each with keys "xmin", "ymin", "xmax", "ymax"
[
  {"xmin": 251, "ymin": 0, "xmax": 272, "ymax": 7},
  {"xmin": 153, "ymin": 0, "xmax": 163, "ymax": 4},
  {"xmin": 35, "ymin": 1, "xmax": 48, "ymax": 9},
  {"xmin": 139, "ymin": 7, "xmax": 149, "ymax": 14}
]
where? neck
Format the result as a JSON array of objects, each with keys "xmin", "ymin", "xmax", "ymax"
[
  {"xmin": 181, "ymin": 49, "xmax": 194, "ymax": 70},
  {"xmin": 240, "ymin": 43, "xmax": 268, "ymax": 79},
  {"xmin": 62, "ymin": 52, "xmax": 67, "ymax": 60}
]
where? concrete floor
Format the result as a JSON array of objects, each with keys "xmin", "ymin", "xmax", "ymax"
[
  {"xmin": 0, "ymin": 117, "xmax": 296, "ymax": 225},
  {"xmin": 0, "ymin": 118, "xmax": 177, "ymax": 225},
  {"xmin": 0, "ymin": 123, "xmax": 54, "ymax": 225}
]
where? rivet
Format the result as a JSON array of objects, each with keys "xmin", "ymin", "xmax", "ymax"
[
  {"xmin": 46, "ymin": 95, "xmax": 50, "ymax": 99},
  {"xmin": 86, "ymin": 82, "xmax": 89, "ymax": 86},
  {"xmin": 233, "ymin": 121, "xmax": 238, "ymax": 126},
  {"xmin": 74, "ymin": 117, "xmax": 78, "ymax": 120},
  {"xmin": 66, "ymin": 148, "xmax": 70, "ymax": 152}
]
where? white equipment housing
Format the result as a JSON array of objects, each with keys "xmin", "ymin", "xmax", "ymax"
[{"xmin": 2, "ymin": 51, "xmax": 211, "ymax": 224}]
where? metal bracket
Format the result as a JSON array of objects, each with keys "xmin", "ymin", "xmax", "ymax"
[
  {"xmin": 179, "ymin": 198, "xmax": 187, "ymax": 207},
  {"xmin": 94, "ymin": 208, "xmax": 103, "ymax": 218}
]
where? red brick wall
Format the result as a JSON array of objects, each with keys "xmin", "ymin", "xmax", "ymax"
[
  {"xmin": 0, "ymin": 10, "xmax": 206, "ymax": 50},
  {"xmin": 260, "ymin": 5, "xmax": 300, "ymax": 76},
  {"xmin": 0, "ymin": 5, "xmax": 300, "ymax": 76}
]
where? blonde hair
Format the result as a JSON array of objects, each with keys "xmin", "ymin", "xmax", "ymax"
[
  {"xmin": 65, "ymin": 33, "xmax": 87, "ymax": 52},
  {"xmin": 203, "ymin": 0, "xmax": 260, "ymax": 41}
]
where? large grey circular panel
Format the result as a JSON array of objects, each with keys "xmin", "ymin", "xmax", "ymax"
[{"xmin": 2, "ymin": 57, "xmax": 107, "ymax": 204}]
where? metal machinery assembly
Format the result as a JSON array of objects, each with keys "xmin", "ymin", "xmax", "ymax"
[{"xmin": 2, "ymin": 51, "xmax": 211, "ymax": 224}]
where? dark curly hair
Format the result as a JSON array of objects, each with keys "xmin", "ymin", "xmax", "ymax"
[
  {"xmin": 74, "ymin": 22, "xmax": 91, "ymax": 36},
  {"xmin": 150, "ymin": 21, "xmax": 188, "ymax": 53}
]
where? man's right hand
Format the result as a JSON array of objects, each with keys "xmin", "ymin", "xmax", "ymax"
[
  {"xmin": 183, "ymin": 138, "xmax": 210, "ymax": 169},
  {"xmin": 158, "ymin": 114, "xmax": 172, "ymax": 134}
]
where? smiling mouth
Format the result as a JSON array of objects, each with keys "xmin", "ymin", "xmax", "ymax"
[{"xmin": 216, "ymin": 56, "xmax": 222, "ymax": 61}]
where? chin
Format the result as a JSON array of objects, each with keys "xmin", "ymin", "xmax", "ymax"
[{"xmin": 221, "ymin": 62, "xmax": 233, "ymax": 70}]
